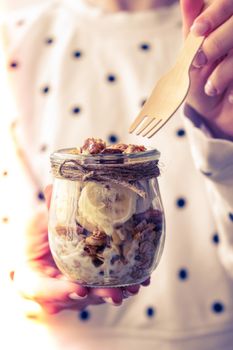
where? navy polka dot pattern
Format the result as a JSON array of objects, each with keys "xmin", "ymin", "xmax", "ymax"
[
  {"xmin": 45, "ymin": 38, "xmax": 54, "ymax": 45},
  {"xmin": 107, "ymin": 74, "xmax": 116, "ymax": 83},
  {"xmin": 79, "ymin": 309, "xmax": 90, "ymax": 321},
  {"xmin": 229, "ymin": 213, "xmax": 233, "ymax": 222},
  {"xmin": 73, "ymin": 51, "xmax": 82, "ymax": 58},
  {"xmin": 176, "ymin": 128, "xmax": 186, "ymax": 137},
  {"xmin": 42, "ymin": 86, "xmax": 50, "ymax": 94},
  {"xmin": 212, "ymin": 302, "xmax": 224, "ymax": 314},
  {"xmin": 9, "ymin": 61, "xmax": 18, "ymax": 69},
  {"xmin": 140, "ymin": 43, "xmax": 150, "ymax": 51},
  {"xmin": 40, "ymin": 144, "xmax": 48, "ymax": 152},
  {"xmin": 212, "ymin": 233, "xmax": 220, "ymax": 244},
  {"xmin": 16, "ymin": 19, "xmax": 24, "ymax": 26},
  {"xmin": 37, "ymin": 191, "xmax": 45, "ymax": 201},
  {"xmin": 200, "ymin": 170, "xmax": 212, "ymax": 177},
  {"xmin": 178, "ymin": 268, "xmax": 188, "ymax": 280},
  {"xmin": 176, "ymin": 198, "xmax": 186, "ymax": 208},
  {"xmin": 108, "ymin": 134, "xmax": 118, "ymax": 144},
  {"xmin": 146, "ymin": 307, "xmax": 155, "ymax": 318},
  {"xmin": 72, "ymin": 106, "xmax": 81, "ymax": 115},
  {"xmin": 141, "ymin": 99, "xmax": 146, "ymax": 107}
]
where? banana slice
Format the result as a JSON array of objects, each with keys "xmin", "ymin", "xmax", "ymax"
[{"xmin": 78, "ymin": 182, "xmax": 137, "ymax": 234}]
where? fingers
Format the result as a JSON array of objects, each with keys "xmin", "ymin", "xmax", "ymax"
[
  {"xmin": 204, "ymin": 51, "xmax": 233, "ymax": 96},
  {"xmin": 14, "ymin": 266, "xmax": 88, "ymax": 303},
  {"xmin": 90, "ymin": 287, "xmax": 123, "ymax": 305},
  {"xmin": 191, "ymin": 0, "xmax": 233, "ymax": 36},
  {"xmin": 125, "ymin": 284, "xmax": 140, "ymax": 294},
  {"xmin": 91, "ymin": 278, "xmax": 151, "ymax": 305},
  {"xmin": 122, "ymin": 277, "xmax": 151, "ymax": 297},
  {"xmin": 201, "ymin": 16, "xmax": 233, "ymax": 65},
  {"xmin": 180, "ymin": 0, "xmax": 204, "ymax": 37},
  {"xmin": 228, "ymin": 88, "xmax": 233, "ymax": 105},
  {"xmin": 41, "ymin": 293, "xmax": 105, "ymax": 314},
  {"xmin": 44, "ymin": 184, "xmax": 53, "ymax": 209},
  {"xmin": 141, "ymin": 277, "xmax": 151, "ymax": 286},
  {"xmin": 223, "ymin": 80, "xmax": 233, "ymax": 107}
]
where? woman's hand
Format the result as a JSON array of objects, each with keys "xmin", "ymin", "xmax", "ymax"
[
  {"xmin": 181, "ymin": 0, "xmax": 233, "ymax": 140},
  {"xmin": 12, "ymin": 185, "xmax": 149, "ymax": 314}
]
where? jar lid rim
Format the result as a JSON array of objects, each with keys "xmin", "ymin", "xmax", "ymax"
[{"xmin": 50, "ymin": 147, "xmax": 160, "ymax": 163}]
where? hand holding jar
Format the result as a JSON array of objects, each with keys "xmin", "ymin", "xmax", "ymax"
[
  {"xmin": 11, "ymin": 138, "xmax": 163, "ymax": 314},
  {"xmin": 12, "ymin": 189, "xmax": 149, "ymax": 314}
]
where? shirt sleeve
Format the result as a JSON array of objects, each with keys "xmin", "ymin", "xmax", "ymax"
[{"xmin": 183, "ymin": 106, "xmax": 233, "ymax": 278}]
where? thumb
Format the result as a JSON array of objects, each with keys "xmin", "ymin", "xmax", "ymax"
[{"xmin": 180, "ymin": 0, "xmax": 204, "ymax": 37}]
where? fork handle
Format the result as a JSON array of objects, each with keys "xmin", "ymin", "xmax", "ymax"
[{"xmin": 175, "ymin": 32, "xmax": 205, "ymax": 73}]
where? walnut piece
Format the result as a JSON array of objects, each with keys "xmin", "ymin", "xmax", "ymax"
[{"xmin": 81, "ymin": 138, "xmax": 106, "ymax": 155}]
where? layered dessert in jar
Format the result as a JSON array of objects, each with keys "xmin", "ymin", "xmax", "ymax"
[{"xmin": 48, "ymin": 138, "xmax": 165, "ymax": 287}]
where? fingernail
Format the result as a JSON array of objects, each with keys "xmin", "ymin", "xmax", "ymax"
[
  {"xmin": 193, "ymin": 50, "xmax": 207, "ymax": 68},
  {"xmin": 102, "ymin": 297, "xmax": 122, "ymax": 306},
  {"xmin": 141, "ymin": 278, "xmax": 150, "ymax": 286},
  {"xmin": 125, "ymin": 285, "xmax": 140, "ymax": 294},
  {"xmin": 204, "ymin": 81, "xmax": 218, "ymax": 96},
  {"xmin": 191, "ymin": 21, "xmax": 210, "ymax": 36},
  {"xmin": 229, "ymin": 93, "xmax": 233, "ymax": 104},
  {"xmin": 69, "ymin": 292, "xmax": 87, "ymax": 300}
]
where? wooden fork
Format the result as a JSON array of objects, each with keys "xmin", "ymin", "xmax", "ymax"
[{"xmin": 129, "ymin": 32, "xmax": 205, "ymax": 138}]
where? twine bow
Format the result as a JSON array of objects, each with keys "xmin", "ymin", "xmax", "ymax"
[{"xmin": 52, "ymin": 159, "xmax": 160, "ymax": 198}]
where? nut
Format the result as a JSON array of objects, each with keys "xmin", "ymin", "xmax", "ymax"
[
  {"xmin": 101, "ymin": 147, "xmax": 123, "ymax": 154},
  {"xmin": 101, "ymin": 143, "xmax": 128, "ymax": 154},
  {"xmin": 81, "ymin": 138, "xmax": 106, "ymax": 155},
  {"xmin": 111, "ymin": 143, "xmax": 128, "ymax": 152},
  {"xmin": 124, "ymin": 145, "xmax": 146, "ymax": 154},
  {"xmin": 85, "ymin": 229, "xmax": 107, "ymax": 246}
]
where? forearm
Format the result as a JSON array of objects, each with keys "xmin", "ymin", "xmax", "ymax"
[
  {"xmin": 184, "ymin": 107, "xmax": 233, "ymax": 276},
  {"xmin": 184, "ymin": 104, "xmax": 233, "ymax": 143}
]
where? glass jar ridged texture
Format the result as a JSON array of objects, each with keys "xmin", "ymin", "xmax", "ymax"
[{"xmin": 48, "ymin": 148, "xmax": 165, "ymax": 287}]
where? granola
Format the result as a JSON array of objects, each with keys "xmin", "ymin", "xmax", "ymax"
[
  {"xmin": 71, "ymin": 138, "xmax": 147, "ymax": 156},
  {"xmin": 81, "ymin": 137, "xmax": 106, "ymax": 155}
]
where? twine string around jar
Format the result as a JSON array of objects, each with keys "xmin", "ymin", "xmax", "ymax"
[{"xmin": 52, "ymin": 159, "xmax": 160, "ymax": 198}]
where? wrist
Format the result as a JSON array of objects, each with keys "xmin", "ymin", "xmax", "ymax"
[{"xmin": 184, "ymin": 104, "xmax": 233, "ymax": 142}]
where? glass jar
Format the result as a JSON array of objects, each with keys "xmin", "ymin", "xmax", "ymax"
[{"xmin": 48, "ymin": 148, "xmax": 165, "ymax": 287}]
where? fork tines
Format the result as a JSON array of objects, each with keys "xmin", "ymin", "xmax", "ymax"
[{"xmin": 129, "ymin": 114, "xmax": 163, "ymax": 138}]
